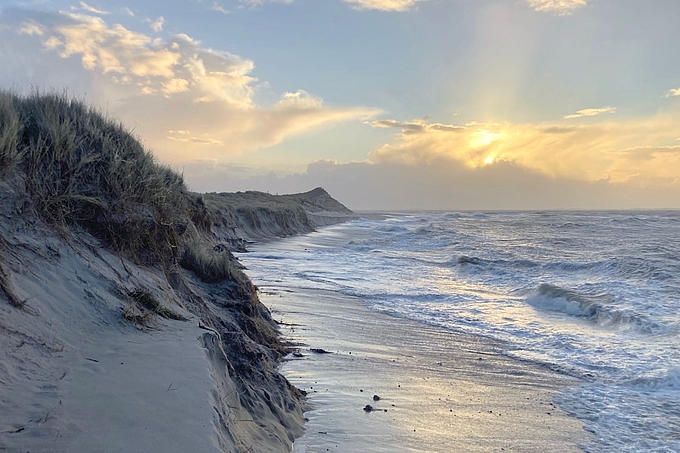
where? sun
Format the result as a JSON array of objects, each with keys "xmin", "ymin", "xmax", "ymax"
[{"xmin": 470, "ymin": 130, "xmax": 501, "ymax": 148}]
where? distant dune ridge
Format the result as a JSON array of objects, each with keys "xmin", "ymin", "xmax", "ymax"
[
  {"xmin": 0, "ymin": 91, "xmax": 355, "ymax": 452},
  {"xmin": 198, "ymin": 187, "xmax": 357, "ymax": 248}
]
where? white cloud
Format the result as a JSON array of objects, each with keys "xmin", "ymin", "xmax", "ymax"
[
  {"xmin": 78, "ymin": 2, "xmax": 109, "ymax": 15},
  {"xmin": 212, "ymin": 3, "xmax": 229, "ymax": 14},
  {"xmin": 526, "ymin": 0, "xmax": 587, "ymax": 15},
  {"xmin": 43, "ymin": 13, "xmax": 180, "ymax": 78},
  {"xmin": 276, "ymin": 90, "xmax": 323, "ymax": 109},
  {"xmin": 0, "ymin": 9, "xmax": 380, "ymax": 163},
  {"xmin": 342, "ymin": 0, "xmax": 426, "ymax": 12},
  {"xmin": 238, "ymin": 0, "xmax": 424, "ymax": 11},
  {"xmin": 239, "ymin": 0, "xmax": 294, "ymax": 7},
  {"xmin": 123, "ymin": 7, "xmax": 135, "ymax": 17},
  {"xmin": 167, "ymin": 130, "xmax": 224, "ymax": 146},
  {"xmin": 18, "ymin": 20, "xmax": 43, "ymax": 36},
  {"xmin": 564, "ymin": 106, "xmax": 616, "ymax": 119},
  {"xmin": 192, "ymin": 0, "xmax": 230, "ymax": 13},
  {"xmin": 665, "ymin": 87, "xmax": 680, "ymax": 98},
  {"xmin": 149, "ymin": 16, "xmax": 165, "ymax": 32}
]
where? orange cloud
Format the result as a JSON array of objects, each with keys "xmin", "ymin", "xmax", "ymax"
[{"xmin": 368, "ymin": 115, "xmax": 680, "ymax": 187}]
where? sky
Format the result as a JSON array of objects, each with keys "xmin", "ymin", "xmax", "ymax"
[{"xmin": 1, "ymin": 0, "xmax": 680, "ymax": 210}]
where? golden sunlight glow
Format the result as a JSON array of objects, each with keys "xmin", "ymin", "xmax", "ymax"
[
  {"xmin": 470, "ymin": 130, "xmax": 502, "ymax": 148},
  {"xmin": 368, "ymin": 116, "xmax": 680, "ymax": 186},
  {"xmin": 483, "ymin": 154, "xmax": 496, "ymax": 165}
]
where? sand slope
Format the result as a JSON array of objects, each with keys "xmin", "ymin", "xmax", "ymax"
[
  {"xmin": 0, "ymin": 178, "xmax": 354, "ymax": 452},
  {"xmin": 0, "ymin": 210, "xmax": 228, "ymax": 452}
]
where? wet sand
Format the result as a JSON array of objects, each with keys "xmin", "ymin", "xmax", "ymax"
[{"xmin": 261, "ymin": 288, "xmax": 591, "ymax": 452}]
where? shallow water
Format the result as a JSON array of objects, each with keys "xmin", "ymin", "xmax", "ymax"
[{"xmin": 239, "ymin": 211, "xmax": 680, "ymax": 452}]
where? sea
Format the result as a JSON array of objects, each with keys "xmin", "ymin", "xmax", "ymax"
[{"xmin": 238, "ymin": 211, "xmax": 680, "ymax": 452}]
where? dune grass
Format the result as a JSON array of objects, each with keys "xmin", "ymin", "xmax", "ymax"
[
  {"xmin": 0, "ymin": 90, "xmax": 269, "ymax": 328},
  {"xmin": 181, "ymin": 239, "xmax": 251, "ymax": 288},
  {"xmin": 0, "ymin": 90, "xmax": 188, "ymax": 265},
  {"xmin": 0, "ymin": 93, "xmax": 22, "ymax": 177},
  {"xmin": 127, "ymin": 289, "xmax": 186, "ymax": 321}
]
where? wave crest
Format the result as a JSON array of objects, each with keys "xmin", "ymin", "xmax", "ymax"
[{"xmin": 526, "ymin": 284, "xmax": 675, "ymax": 335}]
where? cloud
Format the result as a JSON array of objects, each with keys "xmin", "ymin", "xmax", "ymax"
[
  {"xmin": 666, "ymin": 87, "xmax": 680, "ymax": 97},
  {"xmin": 526, "ymin": 0, "xmax": 587, "ymax": 15},
  {"xmin": 369, "ymin": 118, "xmax": 464, "ymax": 134},
  {"xmin": 78, "ymin": 2, "xmax": 109, "ymax": 15},
  {"xmin": 161, "ymin": 77, "xmax": 190, "ymax": 94},
  {"xmin": 167, "ymin": 130, "xmax": 224, "ymax": 146},
  {"xmin": 239, "ymin": 0, "xmax": 294, "ymax": 8},
  {"xmin": 212, "ymin": 3, "xmax": 229, "ymax": 14},
  {"xmin": 148, "ymin": 16, "xmax": 165, "ymax": 32},
  {"xmin": 364, "ymin": 116, "xmax": 680, "ymax": 186},
  {"xmin": 277, "ymin": 90, "xmax": 323, "ymax": 109},
  {"xmin": 342, "ymin": 0, "xmax": 426, "ymax": 12},
  {"xmin": 123, "ymin": 7, "xmax": 135, "ymax": 17},
  {"xmin": 0, "ymin": 8, "xmax": 380, "ymax": 163},
  {"xmin": 18, "ymin": 20, "xmax": 43, "ymax": 36},
  {"xmin": 192, "ymin": 0, "xmax": 230, "ymax": 14},
  {"xmin": 564, "ymin": 106, "xmax": 616, "ymax": 119},
  {"xmin": 43, "ymin": 13, "xmax": 180, "ymax": 78},
  {"xmin": 237, "ymin": 0, "xmax": 427, "ymax": 11}
]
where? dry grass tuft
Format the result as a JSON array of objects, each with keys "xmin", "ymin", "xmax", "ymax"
[
  {"xmin": 121, "ymin": 302, "xmax": 156, "ymax": 328},
  {"xmin": 0, "ymin": 93, "xmax": 22, "ymax": 177},
  {"xmin": 127, "ymin": 288, "xmax": 186, "ymax": 321},
  {"xmin": 181, "ymin": 240, "xmax": 250, "ymax": 287}
]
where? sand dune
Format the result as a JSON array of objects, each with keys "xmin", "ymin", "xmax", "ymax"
[{"xmin": 0, "ymin": 92, "xmax": 353, "ymax": 453}]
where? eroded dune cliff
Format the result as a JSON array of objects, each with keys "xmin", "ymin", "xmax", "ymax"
[{"xmin": 0, "ymin": 91, "xmax": 355, "ymax": 453}]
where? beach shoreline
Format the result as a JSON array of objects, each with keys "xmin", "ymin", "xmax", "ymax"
[
  {"xmin": 266, "ymin": 287, "xmax": 591, "ymax": 452},
  {"xmin": 227, "ymin": 220, "xmax": 598, "ymax": 453}
]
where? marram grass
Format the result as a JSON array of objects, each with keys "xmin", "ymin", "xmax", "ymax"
[{"xmin": 0, "ymin": 90, "xmax": 190, "ymax": 265}]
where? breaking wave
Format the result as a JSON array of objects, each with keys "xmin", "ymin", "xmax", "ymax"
[{"xmin": 526, "ymin": 284, "xmax": 675, "ymax": 335}]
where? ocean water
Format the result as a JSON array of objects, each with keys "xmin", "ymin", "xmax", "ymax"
[{"xmin": 238, "ymin": 211, "xmax": 680, "ymax": 452}]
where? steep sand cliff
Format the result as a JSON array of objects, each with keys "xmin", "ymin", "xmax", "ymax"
[
  {"xmin": 0, "ymin": 92, "xmax": 355, "ymax": 453},
  {"xmin": 197, "ymin": 188, "xmax": 358, "ymax": 248}
]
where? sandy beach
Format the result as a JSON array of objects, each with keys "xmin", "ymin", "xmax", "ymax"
[{"xmin": 261, "ymin": 288, "xmax": 591, "ymax": 452}]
